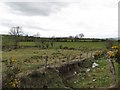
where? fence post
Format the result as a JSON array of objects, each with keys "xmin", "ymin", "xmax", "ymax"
[
  {"xmin": 67, "ymin": 55, "xmax": 70, "ymax": 64},
  {"xmin": 108, "ymin": 58, "xmax": 116, "ymax": 84},
  {"xmin": 91, "ymin": 50, "xmax": 93, "ymax": 58},
  {"xmin": 86, "ymin": 52, "xmax": 89, "ymax": 58},
  {"xmin": 59, "ymin": 57, "xmax": 61, "ymax": 66},
  {"xmin": 45, "ymin": 56, "xmax": 48, "ymax": 69},
  {"xmin": 67, "ymin": 55, "xmax": 70, "ymax": 72},
  {"xmin": 80, "ymin": 53, "xmax": 82, "ymax": 61}
]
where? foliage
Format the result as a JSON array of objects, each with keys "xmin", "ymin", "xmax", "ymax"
[
  {"xmin": 9, "ymin": 26, "xmax": 23, "ymax": 49},
  {"xmin": 2, "ymin": 40, "xmax": 119, "ymax": 88},
  {"xmin": 93, "ymin": 51, "xmax": 101, "ymax": 60},
  {"xmin": 108, "ymin": 44, "xmax": 120, "ymax": 63},
  {"xmin": 3, "ymin": 58, "xmax": 21, "ymax": 88}
]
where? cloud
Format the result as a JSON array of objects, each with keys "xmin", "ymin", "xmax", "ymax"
[
  {"xmin": 0, "ymin": 18, "xmax": 50, "ymax": 32},
  {"xmin": 6, "ymin": 2, "xmax": 67, "ymax": 16},
  {"xmin": 0, "ymin": 0, "xmax": 118, "ymax": 38}
]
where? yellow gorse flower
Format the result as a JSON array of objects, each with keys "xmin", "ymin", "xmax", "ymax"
[
  {"xmin": 11, "ymin": 83, "xmax": 16, "ymax": 87},
  {"xmin": 95, "ymin": 51, "xmax": 101, "ymax": 56},
  {"xmin": 107, "ymin": 51, "xmax": 115, "ymax": 58},
  {"xmin": 112, "ymin": 46, "xmax": 118, "ymax": 49},
  {"xmin": 111, "ymin": 44, "xmax": 120, "ymax": 58},
  {"xmin": 112, "ymin": 44, "xmax": 120, "ymax": 49},
  {"xmin": 10, "ymin": 59, "xmax": 16, "ymax": 63},
  {"xmin": 9, "ymin": 78, "xmax": 20, "ymax": 88}
]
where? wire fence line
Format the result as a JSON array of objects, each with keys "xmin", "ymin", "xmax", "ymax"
[{"xmin": 38, "ymin": 51, "xmax": 96, "ymax": 69}]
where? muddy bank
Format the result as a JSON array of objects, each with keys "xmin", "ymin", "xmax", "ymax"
[
  {"xmin": 57, "ymin": 58, "xmax": 93, "ymax": 75},
  {"xmin": 57, "ymin": 58, "xmax": 93, "ymax": 88}
]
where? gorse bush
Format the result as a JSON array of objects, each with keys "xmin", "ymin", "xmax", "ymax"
[
  {"xmin": 107, "ymin": 44, "xmax": 120, "ymax": 63},
  {"xmin": 93, "ymin": 51, "xmax": 101, "ymax": 60},
  {"xmin": 107, "ymin": 51, "xmax": 115, "ymax": 58},
  {"xmin": 106, "ymin": 44, "xmax": 120, "ymax": 85},
  {"xmin": 3, "ymin": 57, "xmax": 21, "ymax": 88}
]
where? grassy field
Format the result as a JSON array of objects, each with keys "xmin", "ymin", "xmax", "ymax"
[
  {"xmin": 19, "ymin": 41, "xmax": 107, "ymax": 49},
  {"xmin": 3, "ymin": 41, "xmax": 108, "ymax": 72},
  {"xmin": 12, "ymin": 58, "xmax": 118, "ymax": 88},
  {"xmin": 2, "ymin": 47, "xmax": 93, "ymax": 72},
  {"xmin": 2, "ymin": 41, "xmax": 119, "ymax": 88},
  {"xmin": 67, "ymin": 58, "xmax": 114, "ymax": 88}
]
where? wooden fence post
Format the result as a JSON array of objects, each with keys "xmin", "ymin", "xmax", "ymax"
[
  {"xmin": 108, "ymin": 59, "xmax": 116, "ymax": 84},
  {"xmin": 67, "ymin": 55, "xmax": 70, "ymax": 72},
  {"xmin": 91, "ymin": 50, "xmax": 93, "ymax": 58},
  {"xmin": 45, "ymin": 56, "xmax": 48, "ymax": 69},
  {"xmin": 67, "ymin": 55, "xmax": 70, "ymax": 64},
  {"xmin": 80, "ymin": 54, "xmax": 82, "ymax": 61},
  {"xmin": 86, "ymin": 52, "xmax": 89, "ymax": 58}
]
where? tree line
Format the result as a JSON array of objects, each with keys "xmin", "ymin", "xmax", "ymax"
[{"xmin": 2, "ymin": 26, "xmax": 117, "ymax": 50}]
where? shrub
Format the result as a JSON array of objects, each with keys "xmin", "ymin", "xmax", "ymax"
[
  {"xmin": 93, "ymin": 51, "xmax": 101, "ymax": 60},
  {"xmin": 3, "ymin": 58, "xmax": 21, "ymax": 88},
  {"xmin": 59, "ymin": 45, "xmax": 63, "ymax": 49}
]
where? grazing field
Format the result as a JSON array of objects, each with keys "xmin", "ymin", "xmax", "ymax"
[
  {"xmin": 19, "ymin": 41, "xmax": 107, "ymax": 49},
  {"xmin": 2, "ymin": 48, "xmax": 83, "ymax": 72},
  {"xmin": 2, "ymin": 41, "xmax": 108, "ymax": 72},
  {"xmin": 2, "ymin": 41, "xmax": 119, "ymax": 88},
  {"xmin": 67, "ymin": 59, "xmax": 116, "ymax": 88}
]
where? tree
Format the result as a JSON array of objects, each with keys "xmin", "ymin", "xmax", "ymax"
[
  {"xmin": 75, "ymin": 35, "xmax": 78, "ymax": 39},
  {"xmin": 9, "ymin": 26, "xmax": 23, "ymax": 49},
  {"xmin": 33, "ymin": 32, "xmax": 40, "ymax": 38},
  {"xmin": 9, "ymin": 26, "xmax": 23, "ymax": 36},
  {"xmin": 51, "ymin": 36, "xmax": 55, "ymax": 38},
  {"xmin": 75, "ymin": 33, "xmax": 84, "ymax": 39},
  {"xmin": 78, "ymin": 33, "xmax": 84, "ymax": 38},
  {"xmin": 74, "ymin": 33, "xmax": 84, "ymax": 42},
  {"xmin": 69, "ymin": 36, "xmax": 73, "ymax": 38}
]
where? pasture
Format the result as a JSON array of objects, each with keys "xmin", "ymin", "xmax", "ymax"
[
  {"xmin": 19, "ymin": 41, "xmax": 106, "ymax": 49},
  {"xmin": 2, "ymin": 41, "xmax": 119, "ymax": 88},
  {"xmin": 2, "ymin": 41, "xmax": 107, "ymax": 72}
]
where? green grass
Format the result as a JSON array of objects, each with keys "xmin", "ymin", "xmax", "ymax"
[
  {"xmin": 67, "ymin": 58, "xmax": 114, "ymax": 88},
  {"xmin": 17, "ymin": 57, "xmax": 118, "ymax": 88},
  {"xmin": 19, "ymin": 42, "xmax": 36, "ymax": 47},
  {"xmin": 2, "ymin": 47, "xmax": 83, "ymax": 60},
  {"xmin": 54, "ymin": 42, "xmax": 106, "ymax": 49},
  {"xmin": 2, "ymin": 47, "xmax": 85, "ymax": 72},
  {"xmin": 19, "ymin": 68, "xmax": 66, "ymax": 88},
  {"xmin": 2, "ymin": 41, "xmax": 119, "ymax": 88},
  {"xmin": 2, "ymin": 47, "xmax": 119, "ymax": 88},
  {"xmin": 19, "ymin": 41, "xmax": 107, "ymax": 49}
]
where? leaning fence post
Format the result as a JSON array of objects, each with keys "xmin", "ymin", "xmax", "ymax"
[
  {"xmin": 45, "ymin": 56, "xmax": 48, "ymax": 69},
  {"xmin": 108, "ymin": 58, "xmax": 116, "ymax": 84},
  {"xmin": 86, "ymin": 52, "xmax": 89, "ymax": 59},
  {"xmin": 54, "ymin": 59, "xmax": 57, "ymax": 68},
  {"xmin": 67, "ymin": 55, "xmax": 70, "ymax": 72},
  {"xmin": 91, "ymin": 50, "xmax": 93, "ymax": 58},
  {"xmin": 67, "ymin": 55, "xmax": 70, "ymax": 64},
  {"xmin": 80, "ymin": 53, "xmax": 82, "ymax": 61},
  {"xmin": 59, "ymin": 57, "xmax": 61, "ymax": 66}
]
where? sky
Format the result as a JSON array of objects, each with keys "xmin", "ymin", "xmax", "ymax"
[{"xmin": 0, "ymin": 0, "xmax": 119, "ymax": 38}]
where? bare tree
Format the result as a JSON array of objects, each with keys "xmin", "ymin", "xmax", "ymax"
[
  {"xmin": 75, "ymin": 33, "xmax": 84, "ymax": 38},
  {"xmin": 75, "ymin": 35, "xmax": 78, "ymax": 39},
  {"xmin": 9, "ymin": 26, "xmax": 23, "ymax": 49},
  {"xmin": 9, "ymin": 26, "xmax": 23, "ymax": 36},
  {"xmin": 69, "ymin": 36, "xmax": 73, "ymax": 38},
  {"xmin": 78, "ymin": 33, "xmax": 84, "ymax": 38},
  {"xmin": 33, "ymin": 32, "xmax": 40, "ymax": 38}
]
